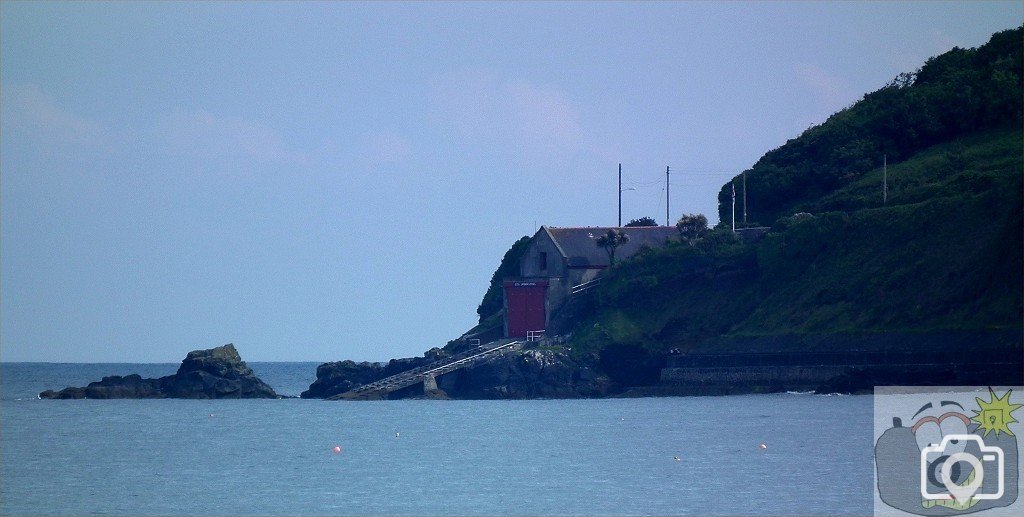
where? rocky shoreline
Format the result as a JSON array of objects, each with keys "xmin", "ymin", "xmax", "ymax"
[
  {"xmin": 302, "ymin": 328, "xmax": 1023, "ymax": 400},
  {"xmin": 434, "ymin": 348, "xmax": 611, "ymax": 399},
  {"xmin": 36, "ymin": 328, "xmax": 1024, "ymax": 400},
  {"xmin": 301, "ymin": 345, "xmax": 614, "ymax": 400}
]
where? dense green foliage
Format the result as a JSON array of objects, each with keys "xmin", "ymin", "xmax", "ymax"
[
  {"xmin": 745, "ymin": 131, "xmax": 1022, "ymax": 334},
  {"xmin": 719, "ymin": 27, "xmax": 1023, "ymax": 225},
  {"xmin": 476, "ymin": 236, "xmax": 531, "ymax": 323}
]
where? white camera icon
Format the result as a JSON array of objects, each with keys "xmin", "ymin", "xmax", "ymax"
[{"xmin": 920, "ymin": 434, "xmax": 1004, "ymax": 502}]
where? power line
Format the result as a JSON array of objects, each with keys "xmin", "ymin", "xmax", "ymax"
[
  {"xmin": 627, "ymin": 179, "xmax": 728, "ymax": 188},
  {"xmin": 666, "ymin": 169, "xmax": 740, "ymax": 175}
]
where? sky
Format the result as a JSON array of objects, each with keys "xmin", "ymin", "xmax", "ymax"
[{"xmin": 2, "ymin": 1, "xmax": 1021, "ymax": 363}]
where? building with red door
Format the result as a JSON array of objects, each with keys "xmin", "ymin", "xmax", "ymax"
[{"xmin": 502, "ymin": 225, "xmax": 677, "ymax": 338}]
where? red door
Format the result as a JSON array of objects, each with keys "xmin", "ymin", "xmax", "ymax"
[{"xmin": 503, "ymin": 281, "xmax": 548, "ymax": 337}]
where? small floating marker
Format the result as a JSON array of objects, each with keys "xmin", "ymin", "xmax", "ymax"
[
  {"xmin": 395, "ymin": 432, "xmax": 400, "ymax": 438},
  {"xmin": 673, "ymin": 456, "xmax": 681, "ymax": 461},
  {"xmin": 332, "ymin": 446, "xmax": 342, "ymax": 454},
  {"xmin": 758, "ymin": 442, "xmax": 767, "ymax": 450}
]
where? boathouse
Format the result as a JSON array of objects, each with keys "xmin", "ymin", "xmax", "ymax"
[{"xmin": 502, "ymin": 225, "xmax": 677, "ymax": 338}]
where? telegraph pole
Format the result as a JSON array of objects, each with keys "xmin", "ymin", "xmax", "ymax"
[
  {"xmin": 665, "ymin": 166, "xmax": 670, "ymax": 226},
  {"xmin": 618, "ymin": 163, "xmax": 622, "ymax": 227},
  {"xmin": 883, "ymin": 155, "xmax": 888, "ymax": 205},
  {"xmin": 731, "ymin": 182, "xmax": 736, "ymax": 232},
  {"xmin": 743, "ymin": 170, "xmax": 748, "ymax": 223}
]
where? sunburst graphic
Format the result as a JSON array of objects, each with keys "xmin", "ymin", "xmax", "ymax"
[{"xmin": 971, "ymin": 387, "xmax": 1022, "ymax": 437}]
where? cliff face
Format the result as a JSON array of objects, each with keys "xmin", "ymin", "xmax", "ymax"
[{"xmin": 39, "ymin": 344, "xmax": 278, "ymax": 399}]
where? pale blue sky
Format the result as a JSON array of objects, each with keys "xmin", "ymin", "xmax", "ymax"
[{"xmin": 2, "ymin": 1, "xmax": 1021, "ymax": 362}]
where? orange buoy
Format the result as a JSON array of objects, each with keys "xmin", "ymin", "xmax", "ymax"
[{"xmin": 332, "ymin": 446, "xmax": 341, "ymax": 454}]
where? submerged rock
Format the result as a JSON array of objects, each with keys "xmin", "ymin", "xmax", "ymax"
[{"xmin": 39, "ymin": 344, "xmax": 278, "ymax": 399}]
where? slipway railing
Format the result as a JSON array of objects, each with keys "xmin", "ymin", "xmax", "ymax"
[
  {"xmin": 331, "ymin": 340, "xmax": 523, "ymax": 399},
  {"xmin": 571, "ymin": 278, "xmax": 601, "ymax": 295}
]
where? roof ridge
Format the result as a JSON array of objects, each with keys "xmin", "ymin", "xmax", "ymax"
[
  {"xmin": 548, "ymin": 225, "xmax": 674, "ymax": 230},
  {"xmin": 540, "ymin": 226, "xmax": 568, "ymax": 259}
]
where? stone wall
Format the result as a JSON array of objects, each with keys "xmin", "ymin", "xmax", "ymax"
[
  {"xmin": 661, "ymin": 360, "xmax": 1022, "ymax": 395},
  {"xmin": 659, "ymin": 329, "xmax": 1024, "ymax": 394},
  {"xmin": 519, "ymin": 230, "xmax": 566, "ymax": 279},
  {"xmin": 660, "ymin": 365, "xmax": 848, "ymax": 391}
]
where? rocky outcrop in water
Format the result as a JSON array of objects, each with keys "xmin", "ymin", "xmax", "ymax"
[
  {"xmin": 300, "ymin": 348, "xmax": 451, "ymax": 399},
  {"xmin": 302, "ymin": 345, "xmax": 612, "ymax": 400},
  {"xmin": 39, "ymin": 344, "xmax": 278, "ymax": 399},
  {"xmin": 300, "ymin": 360, "xmax": 388, "ymax": 399}
]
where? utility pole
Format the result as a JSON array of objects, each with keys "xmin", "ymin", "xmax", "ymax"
[
  {"xmin": 883, "ymin": 155, "xmax": 888, "ymax": 205},
  {"xmin": 618, "ymin": 163, "xmax": 622, "ymax": 227},
  {"xmin": 731, "ymin": 182, "xmax": 736, "ymax": 232},
  {"xmin": 665, "ymin": 166, "xmax": 670, "ymax": 226},
  {"xmin": 743, "ymin": 170, "xmax": 748, "ymax": 223}
]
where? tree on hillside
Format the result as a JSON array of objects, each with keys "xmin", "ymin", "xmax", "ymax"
[
  {"xmin": 596, "ymin": 229, "xmax": 630, "ymax": 265},
  {"xmin": 624, "ymin": 216, "xmax": 658, "ymax": 227},
  {"xmin": 676, "ymin": 214, "xmax": 709, "ymax": 246}
]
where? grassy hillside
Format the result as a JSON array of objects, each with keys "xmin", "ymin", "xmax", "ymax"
[
  {"xmin": 720, "ymin": 26, "xmax": 1022, "ymax": 226},
  {"xmin": 567, "ymin": 127, "xmax": 1022, "ymax": 361},
  {"xmin": 749, "ymin": 129, "xmax": 1022, "ymax": 333}
]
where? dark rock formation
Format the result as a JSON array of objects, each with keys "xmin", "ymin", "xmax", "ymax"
[
  {"xmin": 300, "ymin": 347, "xmax": 459, "ymax": 399},
  {"xmin": 39, "ymin": 344, "xmax": 278, "ymax": 399},
  {"xmin": 438, "ymin": 348, "xmax": 613, "ymax": 399},
  {"xmin": 301, "ymin": 360, "xmax": 386, "ymax": 399},
  {"xmin": 302, "ymin": 344, "xmax": 613, "ymax": 400}
]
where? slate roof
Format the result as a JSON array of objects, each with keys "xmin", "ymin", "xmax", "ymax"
[{"xmin": 543, "ymin": 226, "xmax": 678, "ymax": 268}]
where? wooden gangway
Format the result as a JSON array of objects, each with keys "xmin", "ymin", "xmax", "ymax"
[{"xmin": 329, "ymin": 339, "xmax": 524, "ymax": 400}]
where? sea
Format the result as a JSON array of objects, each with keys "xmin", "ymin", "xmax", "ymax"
[{"xmin": 1, "ymin": 362, "xmax": 875, "ymax": 516}]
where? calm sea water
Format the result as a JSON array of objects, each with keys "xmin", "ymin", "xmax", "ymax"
[{"xmin": 1, "ymin": 363, "xmax": 874, "ymax": 516}]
